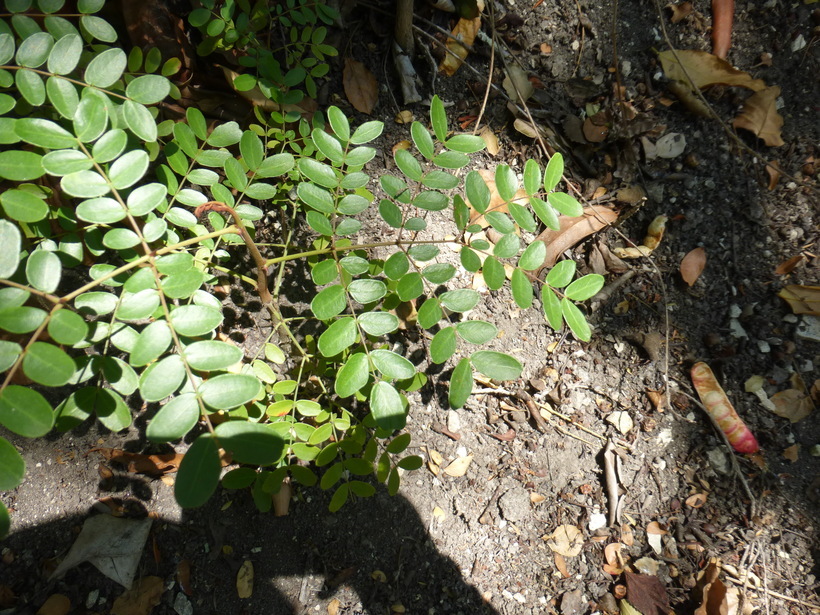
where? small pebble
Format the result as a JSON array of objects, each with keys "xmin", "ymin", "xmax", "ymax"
[{"xmin": 757, "ymin": 339, "xmax": 771, "ymax": 353}]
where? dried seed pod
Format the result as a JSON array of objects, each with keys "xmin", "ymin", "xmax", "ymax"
[
  {"xmin": 642, "ymin": 215, "xmax": 668, "ymax": 252},
  {"xmin": 691, "ymin": 362, "xmax": 760, "ymax": 454}
]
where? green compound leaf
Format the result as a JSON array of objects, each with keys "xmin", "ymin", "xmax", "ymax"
[
  {"xmin": 481, "ymin": 256, "xmax": 505, "ymax": 291},
  {"xmin": 80, "ymin": 14, "xmax": 117, "ymax": 42},
  {"xmin": 370, "ymin": 381, "xmax": 406, "ymax": 432},
  {"xmin": 335, "ymin": 352, "xmax": 369, "ymax": 398},
  {"xmin": 411, "ymin": 121, "xmax": 434, "ymax": 159},
  {"xmin": 47, "ymin": 309, "xmax": 88, "ymax": 345},
  {"xmin": 1, "ymin": 189, "xmax": 48, "ymax": 223},
  {"xmin": 327, "ymin": 106, "xmax": 350, "ymax": 142},
  {"xmin": 508, "ymin": 201, "xmax": 537, "ymax": 232},
  {"xmin": 257, "ymin": 152, "xmax": 295, "ymax": 178},
  {"xmin": 14, "ymin": 118, "xmax": 76, "ymax": 149},
  {"xmin": 170, "ymin": 305, "xmax": 223, "ymax": 337},
  {"xmin": 412, "ymin": 190, "xmax": 448, "ymax": 211},
  {"xmin": 430, "ymin": 94, "xmax": 448, "ymax": 142},
  {"xmin": 329, "ymin": 483, "xmax": 349, "ymax": 512},
  {"xmin": 530, "ymin": 196, "xmax": 559, "ymax": 231},
  {"xmin": 357, "ymin": 312, "xmax": 399, "ymax": 336},
  {"xmin": 339, "ymin": 256, "xmax": 370, "ymax": 276},
  {"xmin": 460, "ymin": 247, "xmax": 481, "ymax": 273},
  {"xmin": 541, "ymin": 285, "xmax": 563, "ymax": 331},
  {"xmin": 0, "ymin": 33, "xmax": 15, "ymax": 65},
  {"xmin": 298, "ymin": 182, "xmax": 334, "ymax": 213},
  {"xmin": 523, "ymin": 158, "xmax": 542, "ymax": 196},
  {"xmin": 546, "ymin": 259, "xmax": 576, "ymax": 289},
  {"xmin": 565, "ymin": 273, "xmax": 605, "ymax": 301},
  {"xmin": 25, "ymin": 249, "xmax": 61, "ymax": 293},
  {"xmin": 200, "ymin": 374, "xmax": 261, "ymax": 410},
  {"xmin": 311, "ymin": 284, "xmax": 346, "ymax": 320},
  {"xmin": 129, "ymin": 320, "xmax": 172, "ymax": 367},
  {"xmin": 493, "ymin": 233, "xmax": 520, "ymax": 259},
  {"xmin": 422, "ymin": 263, "xmax": 456, "ymax": 284},
  {"xmin": 125, "ymin": 74, "xmax": 171, "ymax": 105},
  {"xmin": 175, "ymin": 433, "xmax": 221, "ymax": 508},
  {"xmin": 394, "ymin": 148, "xmax": 422, "ymax": 182},
  {"xmin": 100, "ymin": 356, "xmax": 138, "ymax": 396},
  {"xmin": 42, "ymin": 150, "xmax": 92, "ymax": 176},
  {"xmin": 449, "ymin": 357, "xmax": 473, "ymax": 409},
  {"xmin": 445, "ymin": 134, "xmax": 485, "ymax": 154},
  {"xmin": 371, "ymin": 349, "xmax": 415, "ymax": 380},
  {"xmin": 386, "ymin": 433, "xmax": 411, "ymax": 454},
  {"xmin": 0, "ymin": 306, "xmax": 46, "ymax": 334},
  {"xmin": 561, "ymin": 297, "xmax": 592, "ymax": 342},
  {"xmin": 484, "ymin": 211, "xmax": 515, "ymax": 235},
  {"xmin": 139, "ymin": 355, "xmax": 184, "ymax": 403},
  {"xmin": 456, "ymin": 320, "xmax": 498, "ymax": 344},
  {"xmin": 0, "ymin": 150, "xmax": 44, "ymax": 181},
  {"xmin": 384, "ymin": 251, "xmax": 409, "ymax": 280},
  {"xmin": 306, "ymin": 210, "xmax": 333, "ymax": 236},
  {"xmin": 0, "ymin": 386, "xmax": 54, "ymax": 438},
  {"xmin": 495, "ymin": 164, "xmax": 518, "ymax": 202},
  {"xmin": 146, "ymin": 393, "xmax": 199, "ymax": 443},
  {"xmin": 397, "ymin": 455, "xmax": 423, "ymax": 471},
  {"xmin": 548, "ymin": 191, "xmax": 583, "ymax": 217},
  {"xmin": 92, "ymin": 129, "xmax": 128, "ymax": 163},
  {"xmin": 430, "ymin": 326, "xmax": 456, "ymax": 364},
  {"xmin": 84, "ymin": 47, "xmax": 126, "ymax": 87},
  {"xmin": 407, "ymin": 244, "xmax": 439, "ymax": 261},
  {"xmin": 349, "ymin": 120, "xmax": 383, "ymax": 145},
  {"xmin": 0, "ymin": 341, "xmax": 21, "ymax": 373},
  {"xmin": 298, "ymin": 157, "xmax": 338, "ymax": 188},
  {"xmin": 417, "ymin": 297, "xmax": 442, "ymax": 329},
  {"xmin": 46, "ymin": 76, "xmax": 79, "ymax": 119},
  {"xmin": 214, "ymin": 421, "xmax": 284, "ymax": 466},
  {"xmin": 471, "ymin": 351, "xmax": 522, "ymax": 381},
  {"xmin": 433, "ymin": 150, "xmax": 469, "ymax": 169},
  {"xmin": 22, "ymin": 341, "xmax": 75, "ymax": 387},
  {"xmin": 396, "ymin": 272, "xmax": 423, "ymax": 302},
  {"xmin": 348, "ymin": 279, "xmax": 387, "ymax": 304},
  {"xmin": 123, "ymin": 99, "xmax": 157, "ymax": 142},
  {"xmin": 222, "ymin": 467, "xmax": 257, "ymax": 490},
  {"xmin": 161, "ymin": 270, "xmax": 205, "ymax": 300},
  {"xmin": 183, "ymin": 340, "xmax": 243, "ymax": 371},
  {"xmin": 440, "ymin": 289, "xmax": 480, "ymax": 313},
  {"xmin": 311, "ymin": 128, "xmax": 344, "ymax": 164},
  {"xmin": 511, "ymin": 268, "xmax": 534, "ymax": 309},
  {"xmin": 544, "ymin": 152, "xmax": 564, "ymax": 191},
  {"xmin": 0, "ymin": 437, "xmax": 24, "ymax": 490},
  {"xmin": 109, "ymin": 149, "xmax": 149, "ymax": 189},
  {"xmin": 422, "ymin": 169, "xmax": 459, "ymax": 190},
  {"xmin": 206, "ymin": 121, "xmax": 242, "ymax": 147},
  {"xmin": 61, "ymin": 170, "xmax": 109, "ymax": 198},
  {"xmin": 317, "ymin": 316, "xmax": 357, "ymax": 357},
  {"xmin": 16, "ymin": 69, "xmax": 46, "ymax": 106},
  {"xmin": 0, "ymin": 501, "xmax": 9, "ymax": 539},
  {"xmin": 519, "ymin": 240, "xmax": 547, "ymax": 271},
  {"xmin": 378, "ymin": 199, "xmax": 402, "ymax": 228},
  {"xmin": 74, "ymin": 92, "xmax": 108, "ymax": 142}
]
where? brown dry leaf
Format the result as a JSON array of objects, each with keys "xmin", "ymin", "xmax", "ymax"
[
  {"xmin": 680, "ymin": 247, "xmax": 707, "ymax": 286},
  {"xmin": 394, "ymin": 110, "xmax": 413, "ymax": 124},
  {"xmin": 668, "ymin": 1, "xmax": 694, "ymax": 22},
  {"xmin": 694, "ymin": 560, "xmax": 739, "ymax": 615},
  {"xmin": 177, "ymin": 560, "xmax": 192, "ymax": 596},
  {"xmin": 439, "ymin": 13, "xmax": 481, "ymax": 76},
  {"xmin": 646, "ymin": 389, "xmax": 665, "ymax": 412},
  {"xmin": 343, "ymin": 57, "xmax": 378, "ymax": 114},
  {"xmin": 539, "ymin": 42, "xmax": 552, "ymax": 54},
  {"xmin": 783, "ymin": 444, "xmax": 800, "ymax": 462},
  {"xmin": 685, "ymin": 493, "xmax": 708, "ymax": 508},
  {"xmin": 554, "ymin": 552, "xmax": 571, "ymax": 578},
  {"xmin": 545, "ymin": 524, "xmax": 584, "ymax": 557},
  {"xmin": 625, "ymin": 571, "xmax": 672, "ymax": 615},
  {"xmin": 36, "ymin": 594, "xmax": 71, "ymax": 615},
  {"xmin": 236, "ymin": 560, "xmax": 254, "ymax": 599},
  {"xmin": 659, "ymin": 50, "xmax": 766, "ymax": 92},
  {"xmin": 614, "ymin": 185, "xmax": 646, "ymax": 205},
  {"xmin": 646, "ymin": 521, "xmax": 667, "ymax": 535},
  {"xmin": 110, "ymin": 577, "xmax": 163, "ymax": 615},
  {"xmin": 443, "ymin": 454, "xmax": 473, "ymax": 477},
  {"xmin": 766, "ymin": 160, "xmax": 782, "ymax": 190},
  {"xmin": 327, "ymin": 598, "xmax": 341, "ymax": 615},
  {"xmin": 513, "ymin": 117, "xmax": 550, "ymax": 139},
  {"xmin": 582, "ymin": 116, "xmax": 609, "ymax": 142},
  {"xmin": 530, "ymin": 492, "xmax": 546, "ymax": 503},
  {"xmin": 503, "ymin": 65, "xmax": 534, "ymax": 103},
  {"xmin": 620, "ymin": 524, "xmax": 635, "ymax": 546},
  {"xmin": 604, "ymin": 543, "xmax": 625, "ymax": 575},
  {"xmin": 778, "ymin": 284, "xmax": 820, "ymax": 315},
  {"xmin": 770, "ymin": 388, "xmax": 814, "ymax": 423},
  {"xmin": 775, "ymin": 254, "xmax": 804, "ymax": 275},
  {"xmin": 537, "ymin": 207, "xmax": 618, "ymax": 270},
  {"xmin": 732, "ymin": 86, "xmax": 785, "ymax": 147},
  {"xmin": 92, "ymin": 448, "xmax": 183, "ymax": 476},
  {"xmin": 479, "ymin": 125, "xmax": 500, "ymax": 155}
]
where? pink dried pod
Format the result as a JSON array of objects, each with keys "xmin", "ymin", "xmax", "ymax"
[{"xmin": 691, "ymin": 362, "xmax": 760, "ymax": 454}]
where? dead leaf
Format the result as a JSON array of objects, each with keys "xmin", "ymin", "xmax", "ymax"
[
  {"xmin": 343, "ymin": 57, "xmax": 378, "ymax": 114},
  {"xmin": 110, "ymin": 576, "xmax": 163, "ymax": 615},
  {"xmin": 655, "ymin": 132, "xmax": 687, "ymax": 158},
  {"xmin": 537, "ymin": 207, "xmax": 618, "ymax": 270},
  {"xmin": 582, "ymin": 116, "xmax": 609, "ymax": 142},
  {"xmin": 328, "ymin": 598, "xmax": 341, "ymax": 615},
  {"xmin": 554, "ymin": 552, "xmax": 571, "ymax": 577},
  {"xmin": 778, "ymin": 284, "xmax": 820, "ymax": 315},
  {"xmin": 732, "ymin": 86, "xmax": 785, "ymax": 147},
  {"xmin": 659, "ymin": 50, "xmax": 766, "ymax": 92},
  {"xmin": 36, "ymin": 594, "xmax": 70, "ymax": 615},
  {"xmin": 614, "ymin": 185, "xmax": 646, "ymax": 204},
  {"xmin": 443, "ymin": 454, "xmax": 473, "ymax": 477},
  {"xmin": 774, "ymin": 253, "xmax": 804, "ymax": 275},
  {"xmin": 625, "ymin": 571, "xmax": 672, "ymax": 615},
  {"xmin": 503, "ymin": 65, "xmax": 534, "ymax": 104},
  {"xmin": 479, "ymin": 125, "xmax": 500, "ymax": 155},
  {"xmin": 680, "ymin": 247, "xmax": 707, "ymax": 286},
  {"xmin": 236, "ymin": 560, "xmax": 254, "ymax": 599},
  {"xmin": 646, "ymin": 389, "xmax": 665, "ymax": 412},
  {"xmin": 694, "ymin": 559, "xmax": 739, "ymax": 615},
  {"xmin": 394, "ymin": 110, "xmax": 413, "ymax": 124},
  {"xmin": 646, "ymin": 521, "xmax": 667, "ymax": 535},
  {"xmin": 620, "ymin": 524, "xmax": 635, "ymax": 546},
  {"xmin": 783, "ymin": 444, "xmax": 800, "ymax": 462},
  {"xmin": 685, "ymin": 493, "xmax": 708, "ymax": 508},
  {"xmin": 539, "ymin": 42, "xmax": 552, "ymax": 54},
  {"xmin": 272, "ymin": 480, "xmax": 291, "ymax": 517},
  {"xmin": 766, "ymin": 160, "xmax": 782, "ymax": 190},
  {"xmin": 770, "ymin": 388, "xmax": 814, "ymax": 423},
  {"xmin": 603, "ymin": 542, "xmax": 625, "ymax": 575},
  {"xmin": 668, "ymin": 1, "xmax": 694, "ymax": 22},
  {"xmin": 439, "ymin": 13, "xmax": 481, "ymax": 76},
  {"xmin": 92, "ymin": 448, "xmax": 184, "ymax": 476},
  {"xmin": 545, "ymin": 524, "xmax": 584, "ymax": 557},
  {"xmin": 50, "ymin": 515, "xmax": 153, "ymax": 589},
  {"xmin": 177, "ymin": 560, "xmax": 192, "ymax": 596},
  {"xmin": 606, "ymin": 411, "xmax": 633, "ymax": 435},
  {"xmin": 530, "ymin": 492, "xmax": 546, "ymax": 504}
]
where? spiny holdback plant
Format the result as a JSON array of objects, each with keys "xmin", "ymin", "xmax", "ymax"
[{"xmin": 0, "ymin": 1, "xmax": 603, "ymax": 536}]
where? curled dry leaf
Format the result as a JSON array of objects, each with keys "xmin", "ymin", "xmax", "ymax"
[
  {"xmin": 782, "ymin": 444, "xmax": 800, "ymax": 462},
  {"xmin": 537, "ymin": 207, "xmax": 618, "ymax": 270},
  {"xmin": 680, "ymin": 247, "xmax": 707, "ymax": 286},
  {"xmin": 606, "ymin": 411, "xmax": 634, "ymax": 435},
  {"xmin": 613, "ymin": 215, "xmax": 667, "ymax": 259},
  {"xmin": 603, "ymin": 542, "xmax": 626, "ymax": 575},
  {"xmin": 554, "ymin": 552, "xmax": 571, "ymax": 578},
  {"xmin": 685, "ymin": 493, "xmax": 708, "ymax": 508},
  {"xmin": 659, "ymin": 49, "xmax": 766, "ymax": 92},
  {"xmin": 443, "ymin": 454, "xmax": 473, "ymax": 477},
  {"xmin": 36, "ymin": 594, "xmax": 71, "ymax": 615},
  {"xmin": 646, "ymin": 521, "xmax": 668, "ymax": 535},
  {"xmin": 694, "ymin": 560, "xmax": 739, "ymax": 615},
  {"xmin": 394, "ymin": 110, "xmax": 413, "ymax": 124},
  {"xmin": 732, "ymin": 86, "xmax": 785, "ymax": 147},
  {"xmin": 770, "ymin": 388, "xmax": 814, "ymax": 423},
  {"xmin": 668, "ymin": 1, "xmax": 695, "ymax": 22},
  {"xmin": 177, "ymin": 560, "xmax": 192, "ymax": 596},
  {"xmin": 766, "ymin": 160, "xmax": 782, "ymax": 190},
  {"xmin": 545, "ymin": 524, "xmax": 584, "ymax": 557},
  {"xmin": 236, "ymin": 560, "xmax": 254, "ymax": 599},
  {"xmin": 625, "ymin": 571, "xmax": 672, "ymax": 615},
  {"xmin": 92, "ymin": 448, "xmax": 183, "ymax": 476},
  {"xmin": 655, "ymin": 132, "xmax": 687, "ymax": 158},
  {"xmin": 774, "ymin": 253, "xmax": 804, "ymax": 275},
  {"xmin": 691, "ymin": 362, "xmax": 760, "ymax": 453},
  {"xmin": 327, "ymin": 598, "xmax": 341, "ymax": 615},
  {"xmin": 503, "ymin": 65, "xmax": 534, "ymax": 104},
  {"xmin": 439, "ymin": 11, "xmax": 481, "ymax": 76},
  {"xmin": 778, "ymin": 284, "xmax": 820, "ymax": 315},
  {"xmin": 343, "ymin": 57, "xmax": 378, "ymax": 114},
  {"xmin": 110, "ymin": 576, "xmax": 163, "ymax": 615},
  {"xmin": 479, "ymin": 125, "xmax": 500, "ymax": 155}
]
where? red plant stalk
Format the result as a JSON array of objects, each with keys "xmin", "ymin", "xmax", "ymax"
[
  {"xmin": 711, "ymin": 0, "xmax": 734, "ymax": 59},
  {"xmin": 691, "ymin": 362, "xmax": 760, "ymax": 454}
]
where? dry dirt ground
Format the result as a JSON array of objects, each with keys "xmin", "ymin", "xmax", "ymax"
[{"xmin": 2, "ymin": 1, "xmax": 819, "ymax": 614}]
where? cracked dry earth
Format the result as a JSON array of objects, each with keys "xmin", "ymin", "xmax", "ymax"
[{"xmin": 2, "ymin": 1, "xmax": 819, "ymax": 614}]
